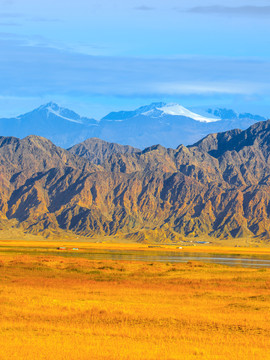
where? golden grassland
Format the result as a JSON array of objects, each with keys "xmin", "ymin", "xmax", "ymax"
[{"xmin": 0, "ymin": 244, "xmax": 270, "ymax": 360}]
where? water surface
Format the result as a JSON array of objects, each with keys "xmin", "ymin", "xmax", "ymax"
[
  {"xmin": 2, "ymin": 246, "xmax": 269, "ymax": 268},
  {"xmin": 76, "ymin": 250, "xmax": 270, "ymax": 268}
]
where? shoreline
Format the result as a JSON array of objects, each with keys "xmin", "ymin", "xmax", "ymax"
[{"xmin": 0, "ymin": 239, "xmax": 270, "ymax": 256}]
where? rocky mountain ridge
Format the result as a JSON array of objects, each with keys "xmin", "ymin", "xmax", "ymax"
[{"xmin": 1, "ymin": 119, "xmax": 270, "ymax": 242}]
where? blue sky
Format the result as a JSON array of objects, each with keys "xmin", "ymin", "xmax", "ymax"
[{"xmin": 0, "ymin": 0, "xmax": 270, "ymax": 118}]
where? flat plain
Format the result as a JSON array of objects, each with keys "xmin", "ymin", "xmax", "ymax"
[{"xmin": 0, "ymin": 242, "xmax": 269, "ymax": 360}]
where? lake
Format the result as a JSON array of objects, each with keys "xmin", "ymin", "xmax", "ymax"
[
  {"xmin": 2, "ymin": 246, "xmax": 270, "ymax": 268},
  {"xmin": 77, "ymin": 250, "xmax": 270, "ymax": 268}
]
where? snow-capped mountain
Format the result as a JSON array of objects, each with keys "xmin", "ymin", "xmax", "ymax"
[
  {"xmin": 205, "ymin": 108, "xmax": 266, "ymax": 122},
  {"xmin": 32, "ymin": 102, "xmax": 87, "ymax": 124},
  {"xmin": 102, "ymin": 102, "xmax": 166, "ymax": 121},
  {"xmin": 103, "ymin": 102, "xmax": 220, "ymax": 122},
  {"xmin": 18, "ymin": 102, "xmax": 96, "ymax": 125},
  {"xmin": 141, "ymin": 104, "xmax": 220, "ymax": 122},
  {"xmin": 99, "ymin": 103, "xmax": 266, "ymax": 148},
  {"xmin": 0, "ymin": 102, "xmax": 98, "ymax": 148},
  {"xmin": 0, "ymin": 102, "xmax": 267, "ymax": 149}
]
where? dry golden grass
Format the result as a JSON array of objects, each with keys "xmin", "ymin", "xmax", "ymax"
[
  {"xmin": 0, "ymin": 247, "xmax": 269, "ymax": 359},
  {"xmin": 1, "ymin": 239, "xmax": 270, "ymax": 253}
]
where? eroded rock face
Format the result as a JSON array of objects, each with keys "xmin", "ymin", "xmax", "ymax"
[
  {"xmin": 1, "ymin": 120, "xmax": 270, "ymax": 241},
  {"xmin": 68, "ymin": 138, "xmax": 140, "ymax": 165}
]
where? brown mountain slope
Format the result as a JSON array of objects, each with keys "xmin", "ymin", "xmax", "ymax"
[
  {"xmin": 68, "ymin": 137, "xmax": 140, "ymax": 165},
  {"xmin": 1, "ymin": 120, "xmax": 270, "ymax": 241},
  {"xmin": 0, "ymin": 135, "xmax": 100, "ymax": 229}
]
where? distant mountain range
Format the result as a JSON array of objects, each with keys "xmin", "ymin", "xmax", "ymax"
[
  {"xmin": 0, "ymin": 102, "xmax": 267, "ymax": 149},
  {"xmin": 1, "ymin": 119, "xmax": 270, "ymax": 242}
]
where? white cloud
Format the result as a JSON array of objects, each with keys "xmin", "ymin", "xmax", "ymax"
[
  {"xmin": 1, "ymin": 32, "xmax": 270, "ymax": 101},
  {"xmin": 151, "ymin": 81, "xmax": 267, "ymax": 96}
]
